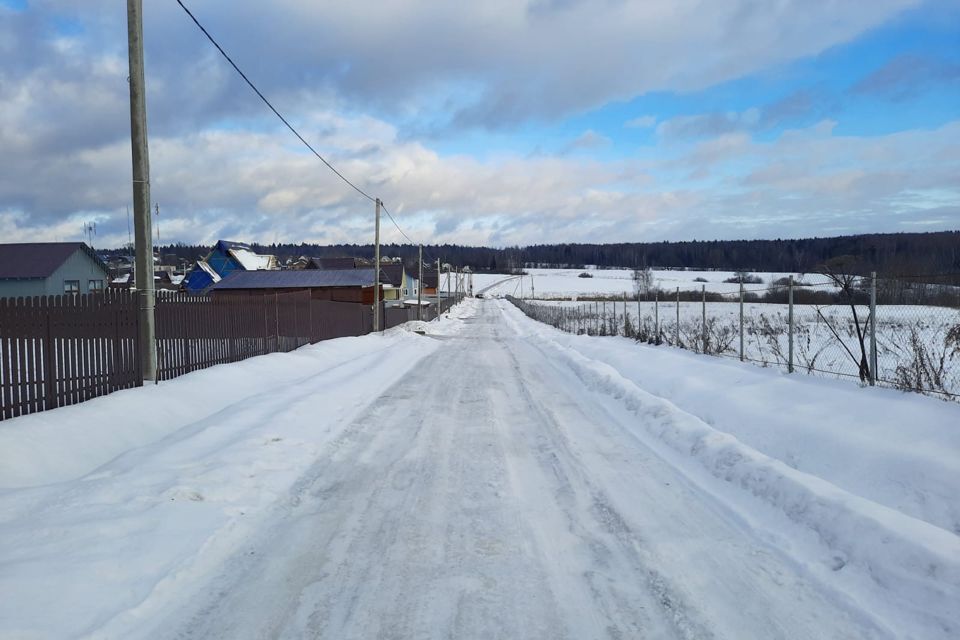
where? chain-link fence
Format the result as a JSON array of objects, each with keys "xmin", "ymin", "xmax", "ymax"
[{"xmin": 508, "ymin": 273, "xmax": 960, "ymax": 401}]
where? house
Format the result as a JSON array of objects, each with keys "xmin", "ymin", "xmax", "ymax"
[
  {"xmin": 207, "ymin": 268, "xmax": 383, "ymax": 304},
  {"xmin": 420, "ymin": 269, "xmax": 439, "ymax": 296},
  {"xmin": 0, "ymin": 242, "xmax": 111, "ymax": 298},
  {"xmin": 181, "ymin": 240, "xmax": 279, "ymax": 293},
  {"xmin": 379, "ymin": 263, "xmax": 421, "ymax": 301}
]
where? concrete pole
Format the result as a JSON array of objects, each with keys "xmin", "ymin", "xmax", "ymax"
[
  {"xmin": 436, "ymin": 258, "xmax": 441, "ymax": 321},
  {"xmin": 788, "ymin": 275, "xmax": 794, "ymax": 373},
  {"xmin": 417, "ymin": 245, "xmax": 422, "ymax": 321},
  {"xmin": 373, "ymin": 198, "xmax": 381, "ymax": 332},
  {"xmin": 530, "ymin": 275, "xmax": 535, "ymax": 300},
  {"xmin": 127, "ymin": 0, "xmax": 156, "ymax": 381}
]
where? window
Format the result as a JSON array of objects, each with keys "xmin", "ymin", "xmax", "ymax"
[
  {"xmin": 88, "ymin": 279, "xmax": 104, "ymax": 292},
  {"xmin": 64, "ymin": 280, "xmax": 80, "ymax": 294}
]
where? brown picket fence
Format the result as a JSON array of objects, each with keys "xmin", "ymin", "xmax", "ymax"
[
  {"xmin": 1, "ymin": 289, "xmax": 458, "ymax": 420},
  {"xmin": 155, "ymin": 291, "xmax": 374, "ymax": 380},
  {"xmin": 0, "ymin": 290, "xmax": 141, "ymax": 420}
]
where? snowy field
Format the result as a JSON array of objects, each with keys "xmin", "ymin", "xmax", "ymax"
[
  {"xmin": 522, "ymin": 298, "xmax": 960, "ymax": 396},
  {"xmin": 474, "ymin": 267, "xmax": 834, "ymax": 298},
  {"xmin": 0, "ymin": 298, "xmax": 958, "ymax": 639}
]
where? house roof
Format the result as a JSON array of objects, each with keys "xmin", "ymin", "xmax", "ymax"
[
  {"xmin": 379, "ymin": 263, "xmax": 405, "ymax": 286},
  {"xmin": 0, "ymin": 242, "xmax": 108, "ymax": 280},
  {"xmin": 209, "ymin": 268, "xmax": 379, "ymax": 291},
  {"xmin": 420, "ymin": 270, "xmax": 438, "ymax": 288},
  {"xmin": 227, "ymin": 247, "xmax": 278, "ymax": 271},
  {"xmin": 309, "ymin": 256, "xmax": 369, "ymax": 270}
]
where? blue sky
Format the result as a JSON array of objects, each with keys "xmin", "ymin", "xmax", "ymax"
[{"xmin": 0, "ymin": 0, "xmax": 957, "ymax": 247}]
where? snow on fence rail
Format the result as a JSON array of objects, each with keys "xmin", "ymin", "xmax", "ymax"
[
  {"xmin": 1, "ymin": 291, "xmax": 457, "ymax": 420},
  {"xmin": 508, "ymin": 273, "xmax": 960, "ymax": 401}
]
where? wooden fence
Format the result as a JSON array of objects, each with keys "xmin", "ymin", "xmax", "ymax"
[
  {"xmin": 155, "ymin": 291, "xmax": 373, "ymax": 380},
  {"xmin": 0, "ymin": 291, "xmax": 141, "ymax": 420},
  {"xmin": 1, "ymin": 289, "xmax": 455, "ymax": 420}
]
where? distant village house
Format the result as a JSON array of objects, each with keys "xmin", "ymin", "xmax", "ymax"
[{"xmin": 0, "ymin": 242, "xmax": 110, "ymax": 298}]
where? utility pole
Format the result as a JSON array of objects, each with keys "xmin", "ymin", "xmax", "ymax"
[
  {"xmin": 436, "ymin": 258, "xmax": 441, "ymax": 320},
  {"xmin": 373, "ymin": 198, "xmax": 381, "ymax": 332},
  {"xmin": 417, "ymin": 245, "xmax": 423, "ymax": 321},
  {"xmin": 127, "ymin": 0, "xmax": 156, "ymax": 381}
]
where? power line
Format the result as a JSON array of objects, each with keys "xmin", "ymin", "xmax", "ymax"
[
  {"xmin": 379, "ymin": 202, "xmax": 417, "ymax": 246},
  {"xmin": 175, "ymin": 0, "xmax": 376, "ymax": 203},
  {"xmin": 176, "ymin": 1, "xmax": 434, "ymax": 263}
]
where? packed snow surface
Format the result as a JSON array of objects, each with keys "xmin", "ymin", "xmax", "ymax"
[{"xmin": 0, "ymin": 299, "xmax": 957, "ymax": 639}]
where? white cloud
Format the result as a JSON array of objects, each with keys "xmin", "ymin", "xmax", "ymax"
[
  {"xmin": 1, "ymin": 0, "xmax": 950, "ymax": 247},
  {"xmin": 625, "ymin": 115, "xmax": 657, "ymax": 129}
]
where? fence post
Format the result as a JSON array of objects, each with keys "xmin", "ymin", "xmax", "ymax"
[
  {"xmin": 701, "ymin": 284, "xmax": 706, "ymax": 351},
  {"xmin": 739, "ymin": 278, "xmax": 744, "ymax": 362},
  {"xmin": 675, "ymin": 286, "xmax": 680, "ymax": 345},
  {"xmin": 624, "ymin": 292, "xmax": 629, "ymax": 336},
  {"xmin": 43, "ymin": 299, "xmax": 56, "ymax": 409},
  {"xmin": 869, "ymin": 271, "xmax": 878, "ymax": 386},
  {"xmin": 654, "ymin": 289, "xmax": 659, "ymax": 343},
  {"xmin": 788, "ymin": 275, "xmax": 794, "ymax": 373}
]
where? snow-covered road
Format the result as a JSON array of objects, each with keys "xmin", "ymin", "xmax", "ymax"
[{"xmin": 1, "ymin": 299, "xmax": 957, "ymax": 639}]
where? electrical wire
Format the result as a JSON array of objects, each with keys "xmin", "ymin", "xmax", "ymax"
[
  {"xmin": 175, "ymin": 0, "xmax": 376, "ymax": 203},
  {"xmin": 379, "ymin": 202, "xmax": 418, "ymax": 246}
]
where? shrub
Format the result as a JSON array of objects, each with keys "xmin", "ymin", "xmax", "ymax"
[
  {"xmin": 693, "ymin": 276, "xmax": 708, "ymax": 282},
  {"xmin": 723, "ymin": 271, "xmax": 762, "ymax": 284},
  {"xmin": 578, "ymin": 272, "xmax": 593, "ymax": 278}
]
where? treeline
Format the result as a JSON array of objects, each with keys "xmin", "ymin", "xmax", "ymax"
[{"xmin": 111, "ymin": 231, "xmax": 959, "ymax": 277}]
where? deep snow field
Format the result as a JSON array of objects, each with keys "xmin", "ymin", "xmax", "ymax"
[
  {"xmin": 473, "ymin": 267, "xmax": 833, "ymax": 298},
  {"xmin": 0, "ymin": 298, "xmax": 957, "ymax": 639}
]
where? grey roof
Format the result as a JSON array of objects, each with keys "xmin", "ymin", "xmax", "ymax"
[
  {"xmin": 0, "ymin": 242, "xmax": 108, "ymax": 280},
  {"xmin": 209, "ymin": 268, "xmax": 378, "ymax": 290},
  {"xmin": 379, "ymin": 263, "xmax": 405, "ymax": 286},
  {"xmin": 308, "ymin": 256, "xmax": 370, "ymax": 270}
]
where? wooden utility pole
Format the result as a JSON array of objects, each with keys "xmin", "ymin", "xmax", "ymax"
[
  {"xmin": 373, "ymin": 198, "xmax": 381, "ymax": 331},
  {"xmin": 417, "ymin": 245, "xmax": 423, "ymax": 321},
  {"xmin": 127, "ymin": 0, "xmax": 157, "ymax": 380}
]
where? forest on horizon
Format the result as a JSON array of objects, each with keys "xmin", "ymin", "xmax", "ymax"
[{"xmin": 107, "ymin": 230, "xmax": 960, "ymax": 278}]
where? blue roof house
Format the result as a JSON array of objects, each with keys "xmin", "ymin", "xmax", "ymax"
[{"xmin": 182, "ymin": 240, "xmax": 279, "ymax": 293}]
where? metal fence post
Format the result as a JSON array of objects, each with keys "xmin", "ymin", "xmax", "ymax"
[
  {"xmin": 675, "ymin": 286, "xmax": 680, "ymax": 345},
  {"xmin": 624, "ymin": 292, "xmax": 630, "ymax": 336},
  {"xmin": 701, "ymin": 284, "xmax": 706, "ymax": 351},
  {"xmin": 739, "ymin": 278, "xmax": 744, "ymax": 362},
  {"xmin": 788, "ymin": 275, "xmax": 794, "ymax": 373},
  {"xmin": 869, "ymin": 271, "xmax": 878, "ymax": 386},
  {"xmin": 654, "ymin": 289, "xmax": 659, "ymax": 343}
]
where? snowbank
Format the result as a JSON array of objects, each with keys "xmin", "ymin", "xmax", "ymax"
[
  {"xmin": 500, "ymin": 300, "xmax": 960, "ymax": 633},
  {"xmin": 0, "ymin": 325, "xmax": 451, "ymax": 490}
]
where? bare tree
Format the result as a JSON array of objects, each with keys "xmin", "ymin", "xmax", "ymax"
[
  {"xmin": 817, "ymin": 256, "xmax": 871, "ymax": 382},
  {"xmin": 633, "ymin": 266, "xmax": 653, "ymax": 298}
]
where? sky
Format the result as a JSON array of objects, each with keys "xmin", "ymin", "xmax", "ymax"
[{"xmin": 0, "ymin": 0, "xmax": 958, "ymax": 249}]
